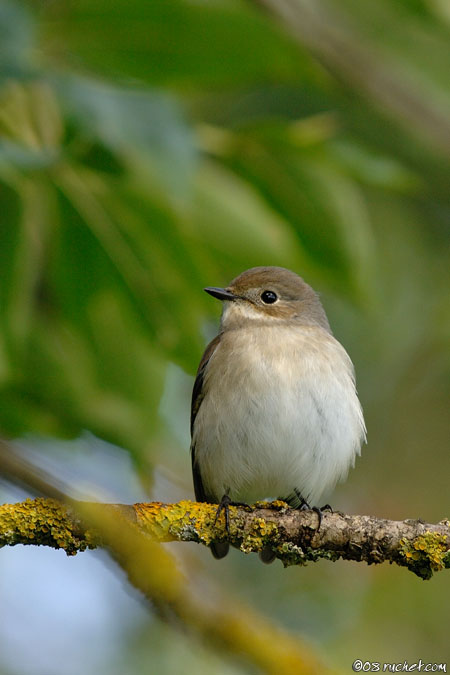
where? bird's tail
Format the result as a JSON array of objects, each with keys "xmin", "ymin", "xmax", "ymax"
[{"xmin": 211, "ymin": 542, "xmax": 229, "ymax": 559}]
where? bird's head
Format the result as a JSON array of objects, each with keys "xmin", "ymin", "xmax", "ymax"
[{"xmin": 205, "ymin": 266, "xmax": 330, "ymax": 332}]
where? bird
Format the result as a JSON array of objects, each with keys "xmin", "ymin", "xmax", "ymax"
[{"xmin": 190, "ymin": 266, "xmax": 366, "ymax": 560}]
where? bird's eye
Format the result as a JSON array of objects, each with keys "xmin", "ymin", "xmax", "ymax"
[{"xmin": 260, "ymin": 290, "xmax": 278, "ymax": 304}]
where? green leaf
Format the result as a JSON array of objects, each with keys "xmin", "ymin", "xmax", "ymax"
[
  {"xmin": 0, "ymin": 0, "xmax": 34, "ymax": 80},
  {"xmin": 193, "ymin": 159, "xmax": 307, "ymax": 276},
  {"xmin": 0, "ymin": 139, "xmax": 58, "ymax": 171},
  {"xmin": 55, "ymin": 75, "xmax": 197, "ymax": 196},
  {"xmin": 0, "ymin": 177, "xmax": 52, "ymax": 363},
  {"xmin": 40, "ymin": 0, "xmax": 307, "ymax": 88}
]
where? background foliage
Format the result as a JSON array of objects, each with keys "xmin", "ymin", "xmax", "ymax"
[{"xmin": 0, "ymin": 0, "xmax": 449, "ymax": 672}]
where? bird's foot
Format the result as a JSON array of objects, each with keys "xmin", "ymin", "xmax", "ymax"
[
  {"xmin": 320, "ymin": 503, "xmax": 333, "ymax": 513},
  {"xmin": 320, "ymin": 503, "xmax": 345, "ymax": 517},
  {"xmin": 294, "ymin": 491, "xmax": 330, "ymax": 531},
  {"xmin": 214, "ymin": 494, "xmax": 251, "ymax": 535},
  {"xmin": 294, "ymin": 488, "xmax": 333, "ymax": 532},
  {"xmin": 299, "ymin": 500, "xmax": 324, "ymax": 530}
]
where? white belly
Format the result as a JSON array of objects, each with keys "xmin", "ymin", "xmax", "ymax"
[{"xmin": 192, "ymin": 325, "xmax": 366, "ymax": 506}]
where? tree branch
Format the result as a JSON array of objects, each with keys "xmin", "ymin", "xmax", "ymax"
[
  {"xmin": 1, "ymin": 498, "xmax": 449, "ymax": 580},
  {"xmin": 0, "ymin": 496, "xmax": 327, "ymax": 675}
]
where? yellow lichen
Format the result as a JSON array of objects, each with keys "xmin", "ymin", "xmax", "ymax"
[
  {"xmin": 135, "ymin": 501, "xmax": 281, "ymax": 554},
  {"xmin": 135, "ymin": 500, "xmax": 231, "ymax": 547},
  {"xmin": 240, "ymin": 517, "xmax": 279, "ymax": 554},
  {"xmin": 0, "ymin": 497, "xmax": 99, "ymax": 555},
  {"xmin": 400, "ymin": 531, "xmax": 449, "ymax": 579},
  {"xmin": 253, "ymin": 500, "xmax": 289, "ymax": 511}
]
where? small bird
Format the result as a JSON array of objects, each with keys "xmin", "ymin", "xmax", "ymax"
[{"xmin": 190, "ymin": 266, "xmax": 366, "ymax": 560}]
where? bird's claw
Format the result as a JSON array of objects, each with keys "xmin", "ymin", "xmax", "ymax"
[
  {"xmin": 214, "ymin": 494, "xmax": 250, "ymax": 535},
  {"xmin": 320, "ymin": 503, "xmax": 333, "ymax": 513},
  {"xmin": 297, "ymin": 495, "xmax": 331, "ymax": 531}
]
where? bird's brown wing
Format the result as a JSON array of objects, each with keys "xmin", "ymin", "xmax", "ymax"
[{"xmin": 190, "ymin": 334, "xmax": 221, "ymax": 502}]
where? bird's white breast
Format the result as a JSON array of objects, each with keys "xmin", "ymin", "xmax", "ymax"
[{"xmin": 192, "ymin": 324, "xmax": 366, "ymax": 505}]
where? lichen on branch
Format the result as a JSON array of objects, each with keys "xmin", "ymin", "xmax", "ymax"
[
  {"xmin": 0, "ymin": 497, "xmax": 100, "ymax": 553},
  {"xmin": 1, "ymin": 497, "xmax": 449, "ymax": 580},
  {"xmin": 0, "ymin": 496, "xmax": 325, "ymax": 675}
]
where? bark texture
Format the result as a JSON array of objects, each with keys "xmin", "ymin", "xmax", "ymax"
[{"xmin": 1, "ymin": 498, "xmax": 449, "ymax": 579}]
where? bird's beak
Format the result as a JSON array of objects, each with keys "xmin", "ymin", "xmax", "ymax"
[{"xmin": 204, "ymin": 287, "xmax": 237, "ymax": 301}]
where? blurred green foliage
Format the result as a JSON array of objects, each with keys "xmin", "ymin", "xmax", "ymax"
[{"xmin": 0, "ymin": 0, "xmax": 449, "ymax": 671}]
